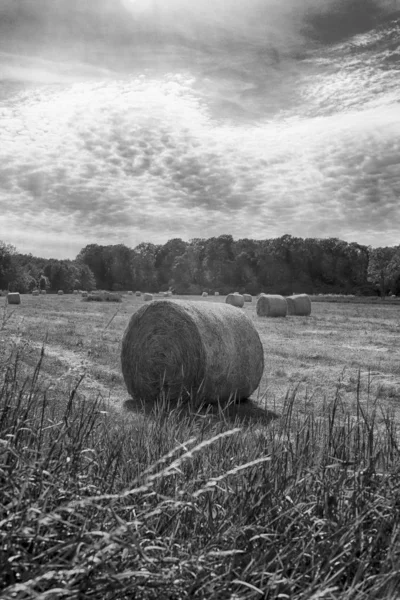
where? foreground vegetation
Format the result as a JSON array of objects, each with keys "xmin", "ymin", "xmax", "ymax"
[{"xmin": 1, "ymin": 346, "xmax": 400, "ymax": 599}]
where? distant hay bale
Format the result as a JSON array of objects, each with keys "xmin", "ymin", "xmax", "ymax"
[
  {"xmin": 256, "ymin": 294, "xmax": 287, "ymax": 317},
  {"xmin": 243, "ymin": 294, "xmax": 252, "ymax": 302},
  {"xmin": 58, "ymin": 290, "xmax": 64, "ymax": 296},
  {"xmin": 202, "ymin": 291, "xmax": 208, "ymax": 297},
  {"xmin": 41, "ymin": 290, "xmax": 46, "ymax": 295},
  {"xmin": 127, "ymin": 291, "xmax": 133, "ymax": 295},
  {"xmin": 7, "ymin": 292, "xmax": 21, "ymax": 305},
  {"xmin": 215, "ymin": 292, "xmax": 220, "ymax": 296},
  {"xmin": 286, "ymin": 294, "xmax": 312, "ymax": 316},
  {"xmin": 144, "ymin": 293, "xmax": 153, "ymax": 301},
  {"xmin": 81, "ymin": 291, "xmax": 88, "ymax": 298},
  {"xmin": 121, "ymin": 299, "xmax": 264, "ymax": 405},
  {"xmin": 32, "ymin": 290, "xmax": 39, "ymax": 296},
  {"xmin": 225, "ymin": 293, "xmax": 245, "ymax": 308},
  {"xmin": 135, "ymin": 291, "xmax": 141, "ymax": 297},
  {"xmin": 73, "ymin": 290, "xmax": 79, "ymax": 295},
  {"xmin": 166, "ymin": 291, "xmax": 172, "ymax": 297}
]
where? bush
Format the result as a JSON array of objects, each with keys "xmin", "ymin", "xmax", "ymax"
[{"xmin": 83, "ymin": 292, "xmax": 122, "ymax": 303}]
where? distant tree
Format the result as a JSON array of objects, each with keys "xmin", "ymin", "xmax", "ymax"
[
  {"xmin": 368, "ymin": 246, "xmax": 400, "ymax": 296},
  {"xmin": 0, "ymin": 241, "xmax": 16, "ymax": 290}
]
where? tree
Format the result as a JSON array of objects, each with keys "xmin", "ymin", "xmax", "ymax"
[
  {"xmin": 368, "ymin": 246, "xmax": 400, "ymax": 296},
  {"xmin": 0, "ymin": 241, "xmax": 16, "ymax": 290}
]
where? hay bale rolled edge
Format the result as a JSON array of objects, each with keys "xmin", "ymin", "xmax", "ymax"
[
  {"xmin": 7, "ymin": 292, "xmax": 21, "ymax": 305},
  {"xmin": 143, "ymin": 293, "xmax": 153, "ymax": 301},
  {"xmin": 225, "ymin": 293, "xmax": 245, "ymax": 308},
  {"xmin": 121, "ymin": 299, "xmax": 264, "ymax": 405},
  {"xmin": 286, "ymin": 294, "xmax": 311, "ymax": 316},
  {"xmin": 256, "ymin": 294, "xmax": 287, "ymax": 317}
]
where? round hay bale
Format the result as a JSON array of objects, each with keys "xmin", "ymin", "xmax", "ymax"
[
  {"xmin": 225, "ymin": 293, "xmax": 244, "ymax": 308},
  {"xmin": 135, "ymin": 291, "xmax": 141, "ymax": 297},
  {"xmin": 7, "ymin": 292, "xmax": 21, "ymax": 305},
  {"xmin": 256, "ymin": 295, "xmax": 287, "ymax": 317},
  {"xmin": 166, "ymin": 291, "xmax": 173, "ymax": 297},
  {"xmin": 144, "ymin": 293, "xmax": 153, "ymax": 301},
  {"xmin": 243, "ymin": 294, "xmax": 252, "ymax": 302},
  {"xmin": 57, "ymin": 290, "xmax": 64, "ymax": 296},
  {"xmin": 285, "ymin": 294, "xmax": 311, "ymax": 316},
  {"xmin": 202, "ymin": 291, "xmax": 208, "ymax": 297},
  {"xmin": 121, "ymin": 299, "xmax": 264, "ymax": 405},
  {"xmin": 127, "ymin": 291, "xmax": 133, "ymax": 295},
  {"xmin": 32, "ymin": 290, "xmax": 39, "ymax": 296},
  {"xmin": 81, "ymin": 291, "xmax": 88, "ymax": 298},
  {"xmin": 214, "ymin": 291, "xmax": 220, "ymax": 296},
  {"xmin": 41, "ymin": 290, "xmax": 47, "ymax": 295},
  {"xmin": 73, "ymin": 290, "xmax": 79, "ymax": 295}
]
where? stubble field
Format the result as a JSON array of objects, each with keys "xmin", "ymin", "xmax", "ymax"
[{"xmin": 1, "ymin": 293, "xmax": 400, "ymax": 425}]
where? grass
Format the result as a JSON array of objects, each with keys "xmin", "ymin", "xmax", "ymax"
[{"xmin": 1, "ymin": 293, "xmax": 400, "ymax": 598}]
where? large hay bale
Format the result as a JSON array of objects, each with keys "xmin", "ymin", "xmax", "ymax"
[
  {"xmin": 121, "ymin": 299, "xmax": 264, "ymax": 405},
  {"xmin": 286, "ymin": 294, "xmax": 311, "ymax": 316},
  {"xmin": 243, "ymin": 294, "xmax": 252, "ymax": 302},
  {"xmin": 58, "ymin": 290, "xmax": 64, "ymax": 296},
  {"xmin": 135, "ymin": 291, "xmax": 141, "ymax": 297},
  {"xmin": 144, "ymin": 293, "xmax": 153, "ymax": 301},
  {"xmin": 32, "ymin": 290, "xmax": 39, "ymax": 296},
  {"xmin": 202, "ymin": 291, "xmax": 208, "ymax": 297},
  {"xmin": 256, "ymin": 294, "xmax": 287, "ymax": 317},
  {"xmin": 225, "ymin": 293, "xmax": 244, "ymax": 308},
  {"xmin": 7, "ymin": 292, "xmax": 21, "ymax": 305}
]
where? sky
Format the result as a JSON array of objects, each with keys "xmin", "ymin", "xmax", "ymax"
[{"xmin": 0, "ymin": 0, "xmax": 399, "ymax": 259}]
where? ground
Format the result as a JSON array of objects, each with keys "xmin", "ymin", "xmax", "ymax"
[{"xmin": 1, "ymin": 293, "xmax": 400, "ymax": 427}]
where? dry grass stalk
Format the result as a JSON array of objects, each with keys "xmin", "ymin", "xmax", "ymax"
[
  {"xmin": 286, "ymin": 294, "xmax": 312, "ymax": 316},
  {"xmin": 121, "ymin": 299, "xmax": 264, "ymax": 405},
  {"xmin": 243, "ymin": 294, "xmax": 252, "ymax": 302},
  {"xmin": 7, "ymin": 292, "xmax": 21, "ymax": 305},
  {"xmin": 143, "ymin": 293, "xmax": 153, "ymax": 301},
  {"xmin": 256, "ymin": 294, "xmax": 287, "ymax": 317},
  {"xmin": 225, "ymin": 293, "xmax": 245, "ymax": 308}
]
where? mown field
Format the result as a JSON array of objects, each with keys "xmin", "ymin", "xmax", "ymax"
[{"xmin": 1, "ymin": 293, "xmax": 400, "ymax": 599}]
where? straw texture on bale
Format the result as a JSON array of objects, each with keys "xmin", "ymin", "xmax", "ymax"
[
  {"xmin": 144, "ymin": 293, "xmax": 153, "ymax": 301},
  {"xmin": 32, "ymin": 290, "xmax": 39, "ymax": 296},
  {"xmin": 256, "ymin": 294, "xmax": 287, "ymax": 317},
  {"xmin": 58, "ymin": 290, "xmax": 64, "ymax": 295},
  {"xmin": 225, "ymin": 293, "xmax": 244, "ymax": 308},
  {"xmin": 243, "ymin": 294, "xmax": 252, "ymax": 302},
  {"xmin": 41, "ymin": 290, "xmax": 47, "ymax": 295},
  {"xmin": 7, "ymin": 292, "xmax": 21, "ymax": 305},
  {"xmin": 202, "ymin": 291, "xmax": 208, "ymax": 297},
  {"xmin": 135, "ymin": 291, "xmax": 141, "ymax": 296},
  {"xmin": 121, "ymin": 299, "xmax": 264, "ymax": 405},
  {"xmin": 286, "ymin": 294, "xmax": 312, "ymax": 316}
]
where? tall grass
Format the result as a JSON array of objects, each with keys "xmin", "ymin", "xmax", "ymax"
[{"xmin": 0, "ymin": 350, "xmax": 400, "ymax": 599}]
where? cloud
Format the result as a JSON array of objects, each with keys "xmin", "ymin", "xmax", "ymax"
[{"xmin": 0, "ymin": 1, "xmax": 399, "ymax": 257}]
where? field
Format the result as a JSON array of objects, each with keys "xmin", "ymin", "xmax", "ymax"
[{"xmin": 1, "ymin": 294, "xmax": 400, "ymax": 599}]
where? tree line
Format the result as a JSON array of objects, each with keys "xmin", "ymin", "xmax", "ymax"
[{"xmin": 1, "ymin": 235, "xmax": 400, "ymax": 296}]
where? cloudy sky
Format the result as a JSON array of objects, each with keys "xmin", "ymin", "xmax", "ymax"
[{"xmin": 0, "ymin": 0, "xmax": 399, "ymax": 258}]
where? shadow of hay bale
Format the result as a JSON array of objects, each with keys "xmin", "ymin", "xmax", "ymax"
[{"xmin": 122, "ymin": 395, "xmax": 279, "ymax": 428}]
